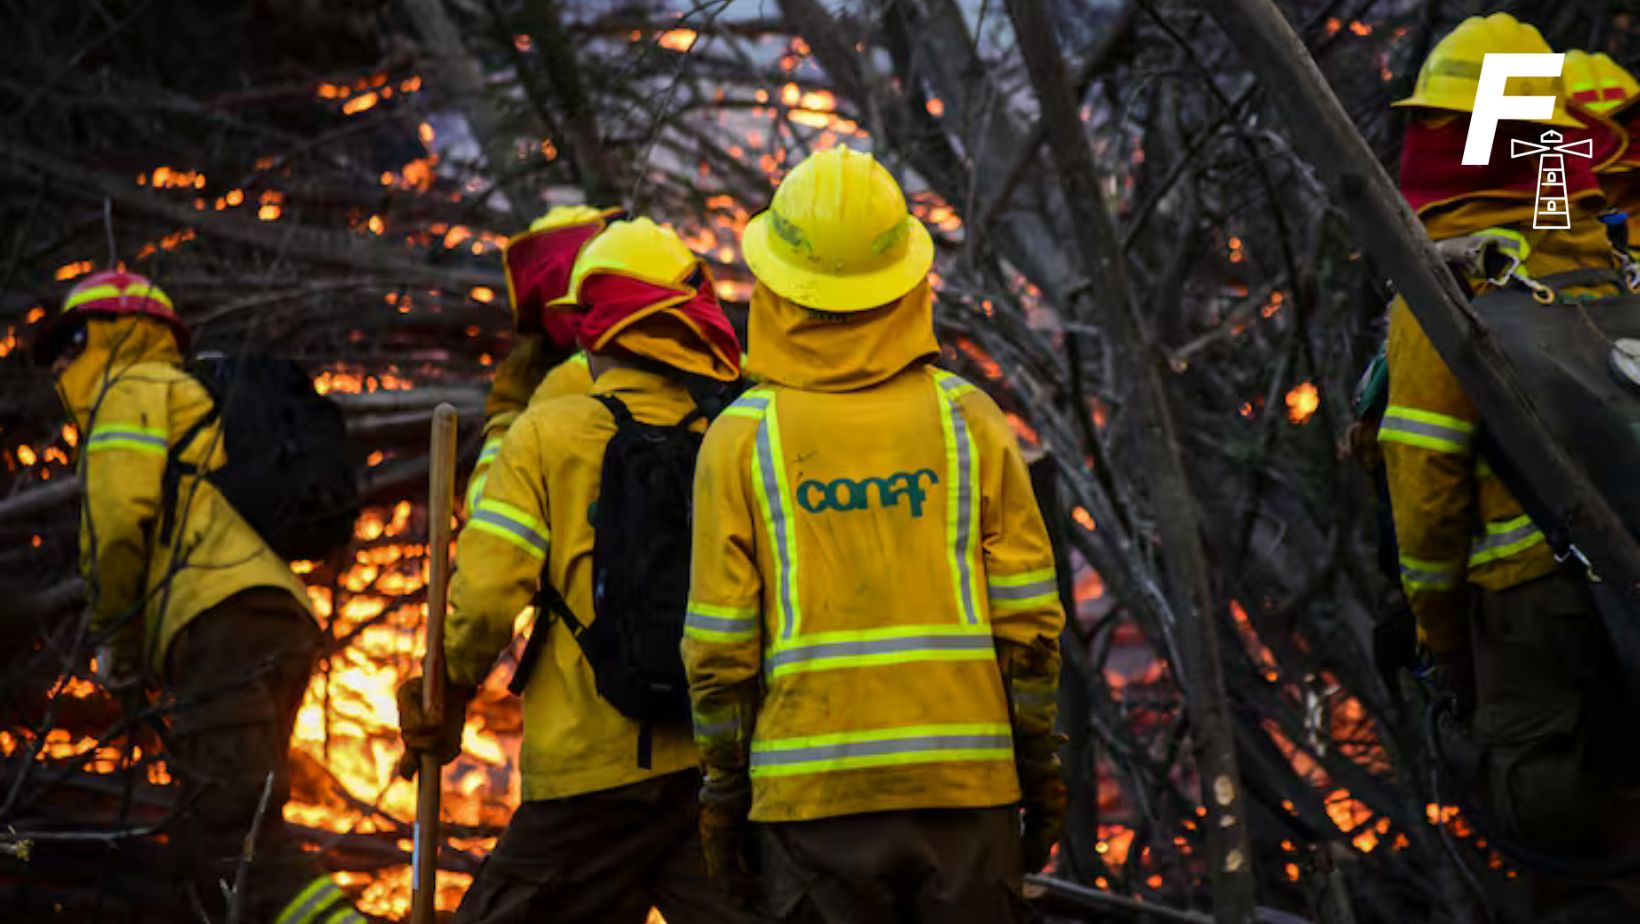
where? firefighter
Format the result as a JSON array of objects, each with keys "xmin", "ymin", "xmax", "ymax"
[
  {"xmin": 34, "ymin": 271, "xmax": 365, "ymax": 923},
  {"xmin": 1563, "ymin": 50, "xmax": 1640, "ymax": 279},
  {"xmin": 1388, "ymin": 15, "xmax": 1640, "ymax": 917},
  {"xmin": 682, "ymin": 145, "xmax": 1066, "ymax": 922},
  {"xmin": 466, "ymin": 205, "xmax": 621, "ymax": 511},
  {"xmin": 395, "ymin": 218, "xmax": 752, "ymax": 924}
]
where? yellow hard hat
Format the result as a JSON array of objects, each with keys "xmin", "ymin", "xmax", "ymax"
[
  {"xmin": 529, "ymin": 204, "xmax": 622, "ymax": 233},
  {"xmin": 1565, "ymin": 50, "xmax": 1640, "ymax": 114},
  {"xmin": 1393, "ymin": 13, "xmax": 1582, "ymax": 127},
  {"xmin": 740, "ymin": 145, "xmax": 933, "ymax": 312},
  {"xmin": 552, "ymin": 217, "xmax": 698, "ymax": 307}
]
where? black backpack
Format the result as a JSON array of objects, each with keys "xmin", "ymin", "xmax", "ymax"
[
  {"xmin": 508, "ymin": 391, "xmax": 709, "ymax": 766},
  {"xmin": 161, "ymin": 354, "xmax": 359, "ymax": 562}
]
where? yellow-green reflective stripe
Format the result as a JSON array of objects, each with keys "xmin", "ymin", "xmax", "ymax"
[
  {"xmin": 477, "ymin": 439, "xmax": 503, "ymax": 464},
  {"xmin": 766, "ymin": 629, "xmax": 996, "ymax": 677},
  {"xmin": 1399, "ymin": 554, "xmax": 1461, "ymax": 591},
  {"xmin": 476, "ymin": 497, "xmax": 546, "ymax": 534},
  {"xmin": 933, "ymin": 372, "xmax": 982, "ymax": 626},
  {"xmin": 750, "ymin": 723, "xmax": 1013, "ymax": 777},
  {"xmin": 64, "ymin": 284, "xmax": 124, "ymax": 311},
  {"xmin": 320, "ymin": 909, "xmax": 367, "ymax": 924},
  {"xmin": 988, "ymin": 570, "xmax": 1057, "ymax": 610},
  {"xmin": 86, "ymin": 426, "xmax": 168, "ymax": 456},
  {"xmin": 276, "ymin": 876, "xmax": 344, "ymax": 924},
  {"xmin": 470, "ymin": 498, "xmax": 548, "ymax": 558},
  {"xmin": 989, "ymin": 567, "xmax": 1055, "ymax": 587},
  {"xmin": 65, "ymin": 281, "xmax": 174, "ymax": 312},
  {"xmin": 569, "ymin": 351, "xmax": 589, "ymax": 367},
  {"xmin": 751, "ymin": 395, "xmax": 801, "ymax": 641},
  {"xmin": 1381, "ymin": 406, "xmax": 1475, "ymax": 433},
  {"xmin": 1378, "ymin": 407, "xmax": 1475, "ymax": 455},
  {"xmin": 1469, "ymin": 516, "xmax": 1546, "ymax": 567},
  {"xmin": 465, "ymin": 471, "xmax": 489, "ymax": 510},
  {"xmin": 685, "ymin": 603, "xmax": 758, "ymax": 641}
]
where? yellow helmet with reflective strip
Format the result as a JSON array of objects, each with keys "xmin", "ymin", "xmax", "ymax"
[
  {"xmin": 1393, "ymin": 13, "xmax": 1582, "ymax": 127},
  {"xmin": 1564, "ymin": 50, "xmax": 1640, "ymax": 114},
  {"xmin": 740, "ymin": 145, "xmax": 934, "ymax": 312}
]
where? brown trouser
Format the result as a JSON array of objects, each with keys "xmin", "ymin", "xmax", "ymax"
[
  {"xmin": 758, "ymin": 807, "xmax": 1034, "ymax": 924},
  {"xmin": 454, "ymin": 770, "xmax": 758, "ymax": 924},
  {"xmin": 165, "ymin": 588, "xmax": 328, "ymax": 923},
  {"xmin": 1472, "ymin": 571, "xmax": 1640, "ymax": 922}
]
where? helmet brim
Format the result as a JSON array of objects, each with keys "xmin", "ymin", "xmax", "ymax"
[
  {"xmin": 1390, "ymin": 96, "xmax": 1586, "ymax": 128},
  {"xmin": 741, "ymin": 212, "xmax": 935, "ymax": 312}
]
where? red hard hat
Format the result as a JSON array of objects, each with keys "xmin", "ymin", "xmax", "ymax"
[{"xmin": 35, "ymin": 269, "xmax": 189, "ymax": 364}]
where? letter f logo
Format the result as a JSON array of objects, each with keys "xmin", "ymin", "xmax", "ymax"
[{"xmin": 1463, "ymin": 53, "xmax": 1565, "ymax": 165}]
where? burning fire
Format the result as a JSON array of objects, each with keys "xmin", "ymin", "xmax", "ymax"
[{"xmin": 285, "ymin": 502, "xmax": 522, "ymax": 918}]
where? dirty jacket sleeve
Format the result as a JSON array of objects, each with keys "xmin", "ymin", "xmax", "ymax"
[
  {"xmin": 447, "ymin": 421, "xmax": 552, "ymax": 687},
  {"xmin": 1379, "ymin": 297, "xmax": 1476, "ymax": 654},
  {"xmin": 467, "ymin": 336, "xmax": 548, "ymax": 512},
  {"xmin": 681, "ymin": 417, "xmax": 763, "ymax": 786},
  {"xmin": 963, "ymin": 387, "xmax": 1064, "ymax": 752},
  {"xmin": 79, "ymin": 373, "xmax": 168, "ymax": 655}
]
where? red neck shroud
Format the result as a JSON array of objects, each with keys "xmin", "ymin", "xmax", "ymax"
[
  {"xmin": 576, "ymin": 270, "xmax": 741, "ymax": 376},
  {"xmin": 1399, "ymin": 116, "xmax": 1603, "ymax": 216},
  {"xmin": 503, "ymin": 222, "xmax": 603, "ymax": 346}
]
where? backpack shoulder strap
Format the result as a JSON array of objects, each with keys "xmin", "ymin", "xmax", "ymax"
[
  {"xmin": 591, "ymin": 392, "xmax": 635, "ymax": 427},
  {"xmin": 593, "ymin": 390, "xmax": 704, "ymax": 429},
  {"xmin": 158, "ymin": 401, "xmax": 220, "ymax": 547},
  {"xmin": 508, "ymin": 580, "xmax": 582, "ymax": 695}
]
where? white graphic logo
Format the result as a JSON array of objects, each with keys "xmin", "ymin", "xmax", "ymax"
[
  {"xmin": 1510, "ymin": 130, "xmax": 1594, "ymax": 229},
  {"xmin": 1463, "ymin": 53, "xmax": 1565, "ymax": 165}
]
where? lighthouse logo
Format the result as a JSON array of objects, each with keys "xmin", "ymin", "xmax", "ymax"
[{"xmin": 1509, "ymin": 129, "xmax": 1594, "ymax": 229}]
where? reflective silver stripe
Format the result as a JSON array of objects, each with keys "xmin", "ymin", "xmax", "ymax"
[
  {"xmin": 937, "ymin": 376, "xmax": 981, "ymax": 625},
  {"xmin": 470, "ymin": 509, "xmax": 548, "ymax": 554},
  {"xmin": 1470, "ymin": 517, "xmax": 1545, "ymax": 565},
  {"xmin": 755, "ymin": 414, "xmax": 799, "ymax": 641},
  {"xmin": 1380, "ymin": 416, "xmax": 1473, "ymax": 445},
  {"xmin": 275, "ymin": 878, "xmax": 342, "ymax": 924},
  {"xmin": 686, "ymin": 610, "xmax": 757, "ymax": 634},
  {"xmin": 988, "ymin": 579, "xmax": 1056, "ymax": 601},
  {"xmin": 86, "ymin": 430, "xmax": 168, "ymax": 450},
  {"xmin": 477, "ymin": 440, "xmax": 502, "ymax": 462},
  {"xmin": 693, "ymin": 716, "xmax": 743, "ymax": 741},
  {"xmin": 766, "ymin": 632, "xmax": 994, "ymax": 671},
  {"xmin": 752, "ymin": 733, "xmax": 1013, "ymax": 768}
]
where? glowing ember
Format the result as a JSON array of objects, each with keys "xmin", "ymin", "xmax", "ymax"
[
  {"xmin": 1285, "ymin": 381, "xmax": 1320, "ymax": 424},
  {"xmin": 658, "ymin": 28, "xmax": 698, "ymax": 52},
  {"xmin": 55, "ymin": 261, "xmax": 93, "ymax": 282}
]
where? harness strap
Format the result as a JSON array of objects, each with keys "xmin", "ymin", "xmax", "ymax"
[
  {"xmin": 158, "ymin": 404, "xmax": 220, "ymax": 547},
  {"xmin": 508, "ymin": 581, "xmax": 581, "ymax": 695}
]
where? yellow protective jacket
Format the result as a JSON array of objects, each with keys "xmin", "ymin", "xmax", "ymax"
[
  {"xmin": 466, "ymin": 345, "xmax": 592, "ymax": 510},
  {"xmin": 683, "ymin": 282, "xmax": 1065, "ymax": 823},
  {"xmin": 1380, "ymin": 203, "xmax": 1621, "ymax": 653},
  {"xmin": 57, "ymin": 317, "xmax": 313, "ymax": 670},
  {"xmin": 445, "ymin": 366, "xmax": 700, "ymax": 801}
]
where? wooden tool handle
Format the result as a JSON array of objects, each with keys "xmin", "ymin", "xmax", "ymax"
[{"xmin": 411, "ymin": 402, "xmax": 458, "ymax": 924}]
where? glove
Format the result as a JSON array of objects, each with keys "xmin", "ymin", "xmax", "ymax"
[
  {"xmin": 395, "ymin": 675, "xmax": 475, "ymax": 780},
  {"xmin": 1017, "ymin": 750, "xmax": 1067, "ymax": 873},
  {"xmin": 699, "ymin": 774, "xmax": 758, "ymax": 908},
  {"xmin": 1419, "ymin": 647, "xmax": 1476, "ymax": 720}
]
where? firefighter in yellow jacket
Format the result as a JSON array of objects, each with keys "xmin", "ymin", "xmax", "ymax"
[
  {"xmin": 1388, "ymin": 15, "xmax": 1640, "ymax": 917},
  {"xmin": 683, "ymin": 146, "xmax": 1066, "ymax": 922},
  {"xmin": 466, "ymin": 205, "xmax": 619, "ymax": 511},
  {"xmin": 396, "ymin": 219, "xmax": 756, "ymax": 923},
  {"xmin": 35, "ymin": 270, "xmax": 364, "ymax": 924}
]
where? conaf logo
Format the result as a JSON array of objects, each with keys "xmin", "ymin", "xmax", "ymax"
[{"xmin": 797, "ymin": 469, "xmax": 940, "ymax": 518}]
